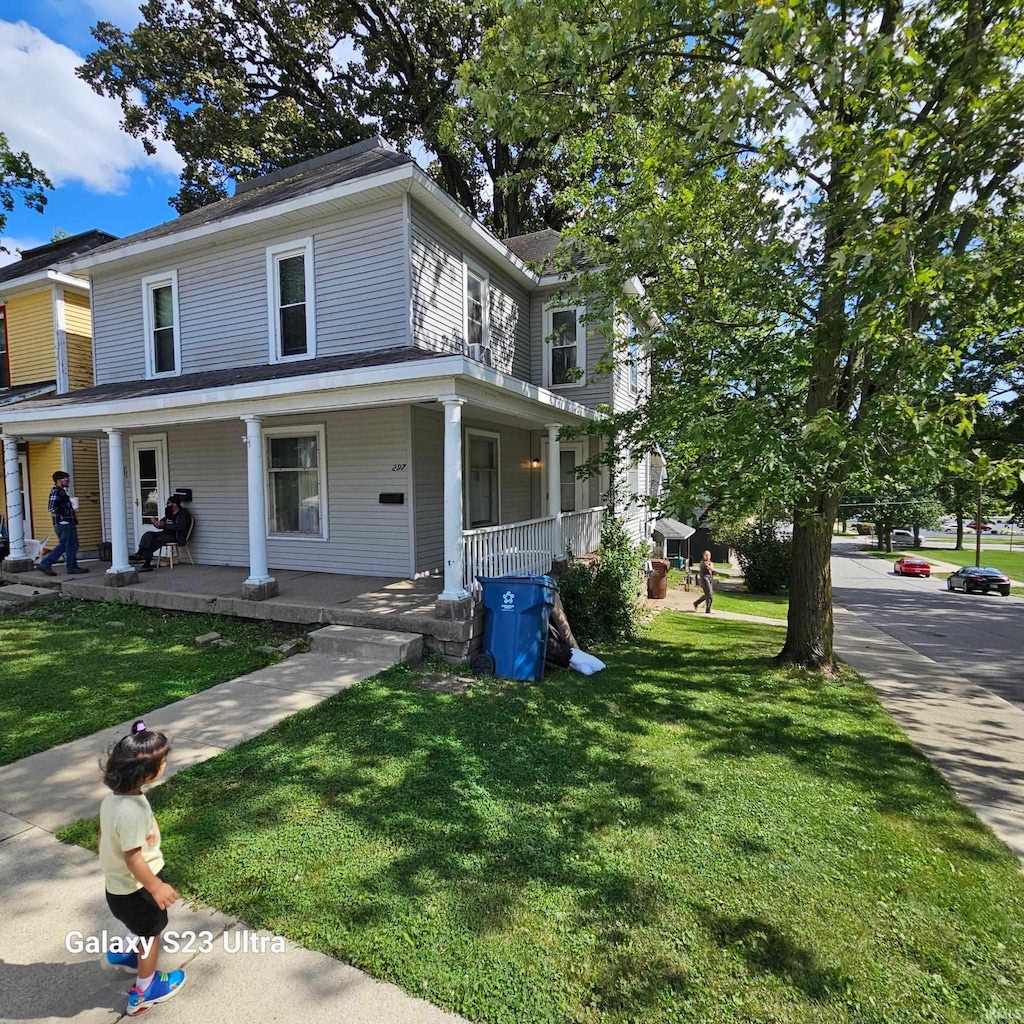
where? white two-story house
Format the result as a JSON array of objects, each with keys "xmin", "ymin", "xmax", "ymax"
[{"xmin": 0, "ymin": 138, "xmax": 652, "ymax": 627}]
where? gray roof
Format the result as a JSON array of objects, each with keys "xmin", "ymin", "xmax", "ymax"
[
  {"xmin": 0, "ymin": 230, "xmax": 117, "ymax": 286},
  {"xmin": 502, "ymin": 229, "xmax": 562, "ymax": 267},
  {"xmin": 0, "ymin": 380, "xmax": 57, "ymax": 407},
  {"xmin": 72, "ymin": 138, "xmax": 414, "ymax": 265},
  {"xmin": 4, "ymin": 347, "xmax": 447, "ymax": 409}
]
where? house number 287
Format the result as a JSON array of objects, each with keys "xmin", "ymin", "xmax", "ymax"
[{"xmin": 392, "ymin": 464, "xmax": 407, "ymax": 471}]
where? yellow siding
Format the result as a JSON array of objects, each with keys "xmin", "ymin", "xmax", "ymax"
[
  {"xmin": 27, "ymin": 440, "xmax": 63, "ymax": 544},
  {"xmin": 72, "ymin": 439, "xmax": 102, "ymax": 547},
  {"xmin": 6, "ymin": 290, "xmax": 55, "ymax": 386},
  {"xmin": 64, "ymin": 291, "xmax": 95, "ymax": 389}
]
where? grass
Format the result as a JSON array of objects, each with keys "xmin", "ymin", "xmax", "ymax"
[
  {"xmin": 62, "ymin": 613, "xmax": 1024, "ymax": 1024},
  {"xmin": 0, "ymin": 599, "xmax": 303, "ymax": 765},
  {"xmin": 665, "ymin": 569, "xmax": 789, "ymax": 619},
  {"xmin": 861, "ymin": 545, "xmax": 1024, "ymax": 578}
]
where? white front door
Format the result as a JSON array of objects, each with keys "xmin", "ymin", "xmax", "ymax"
[
  {"xmin": 542, "ymin": 439, "xmax": 587, "ymax": 513},
  {"xmin": 129, "ymin": 434, "xmax": 169, "ymax": 549}
]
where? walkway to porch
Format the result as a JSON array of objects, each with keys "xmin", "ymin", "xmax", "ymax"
[{"xmin": 34, "ymin": 563, "xmax": 481, "ymax": 658}]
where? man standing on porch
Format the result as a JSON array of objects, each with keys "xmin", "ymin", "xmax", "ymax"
[{"xmin": 37, "ymin": 471, "xmax": 88, "ymax": 576}]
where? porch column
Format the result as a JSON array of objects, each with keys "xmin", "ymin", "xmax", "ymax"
[
  {"xmin": 546, "ymin": 423, "xmax": 564, "ymax": 559},
  {"xmin": 2, "ymin": 434, "xmax": 32, "ymax": 572},
  {"xmin": 241, "ymin": 415, "xmax": 278, "ymax": 601},
  {"xmin": 438, "ymin": 397, "xmax": 470, "ymax": 610},
  {"xmin": 105, "ymin": 428, "xmax": 138, "ymax": 586}
]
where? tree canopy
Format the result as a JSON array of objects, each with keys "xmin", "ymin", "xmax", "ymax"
[
  {"xmin": 0, "ymin": 132, "xmax": 50, "ymax": 248},
  {"xmin": 79, "ymin": 0, "xmax": 563, "ymax": 235},
  {"xmin": 469, "ymin": 0, "xmax": 1024, "ymax": 668}
]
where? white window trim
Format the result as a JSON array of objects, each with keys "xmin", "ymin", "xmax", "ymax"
[
  {"xmin": 542, "ymin": 304, "xmax": 587, "ymax": 389},
  {"xmin": 266, "ymin": 237, "xmax": 316, "ymax": 364},
  {"xmin": 141, "ymin": 270, "xmax": 181, "ymax": 380},
  {"xmin": 464, "ymin": 427, "xmax": 501, "ymax": 528},
  {"xmin": 264, "ymin": 422, "xmax": 329, "ymax": 542},
  {"xmin": 463, "ymin": 258, "xmax": 490, "ymax": 352}
]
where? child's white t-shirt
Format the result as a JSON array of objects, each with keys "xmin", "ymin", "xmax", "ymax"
[{"xmin": 99, "ymin": 793, "xmax": 164, "ymax": 895}]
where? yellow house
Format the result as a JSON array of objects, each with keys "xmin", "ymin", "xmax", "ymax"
[{"xmin": 0, "ymin": 231, "xmax": 116, "ymax": 551}]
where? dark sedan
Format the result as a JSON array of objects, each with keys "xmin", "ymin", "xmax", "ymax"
[{"xmin": 946, "ymin": 566, "xmax": 1012, "ymax": 597}]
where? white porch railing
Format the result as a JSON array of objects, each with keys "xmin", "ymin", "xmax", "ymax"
[
  {"xmin": 462, "ymin": 507, "xmax": 606, "ymax": 588},
  {"xmin": 561, "ymin": 506, "xmax": 606, "ymax": 559}
]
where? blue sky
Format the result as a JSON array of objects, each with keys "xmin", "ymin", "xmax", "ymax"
[{"xmin": 1, "ymin": 1, "xmax": 183, "ymax": 265}]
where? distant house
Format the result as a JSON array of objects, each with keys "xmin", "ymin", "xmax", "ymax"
[
  {"xmin": 0, "ymin": 139, "xmax": 652, "ymax": 617},
  {"xmin": 0, "ymin": 231, "xmax": 116, "ymax": 552}
]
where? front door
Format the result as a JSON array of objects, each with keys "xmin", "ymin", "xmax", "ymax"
[
  {"xmin": 129, "ymin": 434, "xmax": 169, "ymax": 549},
  {"xmin": 542, "ymin": 439, "xmax": 587, "ymax": 513}
]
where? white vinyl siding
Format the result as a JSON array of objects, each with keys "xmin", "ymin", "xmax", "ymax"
[{"xmin": 91, "ymin": 200, "xmax": 408, "ymax": 385}]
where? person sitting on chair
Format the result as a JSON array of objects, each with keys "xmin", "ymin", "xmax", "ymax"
[{"xmin": 129, "ymin": 497, "xmax": 192, "ymax": 572}]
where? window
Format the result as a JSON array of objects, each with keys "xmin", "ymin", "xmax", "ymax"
[
  {"xmin": 466, "ymin": 429, "xmax": 500, "ymax": 528},
  {"xmin": 265, "ymin": 425, "xmax": 327, "ymax": 539},
  {"xmin": 0, "ymin": 307, "xmax": 9, "ymax": 388},
  {"xmin": 267, "ymin": 238, "xmax": 316, "ymax": 361},
  {"xmin": 544, "ymin": 305, "xmax": 586, "ymax": 388},
  {"xmin": 141, "ymin": 271, "xmax": 180, "ymax": 378},
  {"xmin": 464, "ymin": 261, "xmax": 489, "ymax": 349},
  {"xmin": 628, "ymin": 319, "xmax": 639, "ymax": 393}
]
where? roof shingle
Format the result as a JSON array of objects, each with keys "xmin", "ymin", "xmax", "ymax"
[{"xmin": 0, "ymin": 230, "xmax": 117, "ymax": 286}]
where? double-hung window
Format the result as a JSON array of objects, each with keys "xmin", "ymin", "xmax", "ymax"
[
  {"xmin": 267, "ymin": 237, "xmax": 316, "ymax": 362},
  {"xmin": 141, "ymin": 271, "xmax": 180, "ymax": 378},
  {"xmin": 544, "ymin": 305, "xmax": 586, "ymax": 388},
  {"xmin": 265, "ymin": 424, "xmax": 327, "ymax": 539},
  {"xmin": 465, "ymin": 429, "xmax": 500, "ymax": 528},
  {"xmin": 464, "ymin": 261, "xmax": 489, "ymax": 350}
]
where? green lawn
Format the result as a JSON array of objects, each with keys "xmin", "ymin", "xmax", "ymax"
[
  {"xmin": 0, "ymin": 600, "xmax": 302, "ymax": 765},
  {"xmin": 62, "ymin": 613, "xmax": 1024, "ymax": 1024},
  {"xmin": 708, "ymin": 590, "xmax": 788, "ymax": 619},
  {"xmin": 862, "ymin": 546, "xmax": 1024, "ymax": 578}
]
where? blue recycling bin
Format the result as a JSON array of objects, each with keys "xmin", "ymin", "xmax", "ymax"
[{"xmin": 478, "ymin": 574, "xmax": 558, "ymax": 681}]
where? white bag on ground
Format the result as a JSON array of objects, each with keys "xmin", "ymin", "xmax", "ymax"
[{"xmin": 569, "ymin": 649, "xmax": 606, "ymax": 675}]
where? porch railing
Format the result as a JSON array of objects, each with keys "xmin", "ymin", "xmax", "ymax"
[
  {"xmin": 561, "ymin": 505, "xmax": 606, "ymax": 559},
  {"xmin": 462, "ymin": 506, "xmax": 606, "ymax": 588}
]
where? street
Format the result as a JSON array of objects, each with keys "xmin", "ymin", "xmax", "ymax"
[{"xmin": 831, "ymin": 537, "xmax": 1024, "ymax": 711}]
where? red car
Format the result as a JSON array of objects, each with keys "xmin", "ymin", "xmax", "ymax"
[{"xmin": 894, "ymin": 557, "xmax": 931, "ymax": 577}]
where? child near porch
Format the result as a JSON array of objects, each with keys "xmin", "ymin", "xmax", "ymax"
[{"xmin": 98, "ymin": 721, "xmax": 188, "ymax": 1016}]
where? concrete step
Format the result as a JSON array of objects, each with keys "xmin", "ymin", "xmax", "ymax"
[
  {"xmin": 307, "ymin": 624, "xmax": 423, "ymax": 665},
  {"xmin": 0, "ymin": 584, "xmax": 61, "ymax": 606},
  {"xmin": 1, "ymin": 570, "xmax": 63, "ymax": 590}
]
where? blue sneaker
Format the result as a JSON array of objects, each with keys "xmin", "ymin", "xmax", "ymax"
[
  {"xmin": 127, "ymin": 970, "xmax": 187, "ymax": 1016},
  {"xmin": 101, "ymin": 949, "xmax": 138, "ymax": 973}
]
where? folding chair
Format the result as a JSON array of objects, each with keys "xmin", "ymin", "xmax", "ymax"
[{"xmin": 156, "ymin": 517, "xmax": 195, "ymax": 569}]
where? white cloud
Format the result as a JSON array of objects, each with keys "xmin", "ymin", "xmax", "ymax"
[
  {"xmin": 0, "ymin": 20, "xmax": 182, "ymax": 195},
  {"xmin": 0, "ymin": 237, "xmax": 49, "ymax": 268}
]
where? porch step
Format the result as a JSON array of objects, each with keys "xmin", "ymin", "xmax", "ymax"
[
  {"xmin": 0, "ymin": 583, "xmax": 61, "ymax": 606},
  {"xmin": 307, "ymin": 624, "xmax": 423, "ymax": 665},
  {"xmin": 2, "ymin": 570, "xmax": 64, "ymax": 590}
]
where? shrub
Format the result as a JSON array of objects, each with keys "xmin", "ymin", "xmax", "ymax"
[
  {"xmin": 727, "ymin": 522, "xmax": 792, "ymax": 594},
  {"xmin": 558, "ymin": 515, "xmax": 648, "ymax": 645}
]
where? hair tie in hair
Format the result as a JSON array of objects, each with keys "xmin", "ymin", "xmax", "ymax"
[{"xmin": 132, "ymin": 721, "xmax": 147, "ymax": 734}]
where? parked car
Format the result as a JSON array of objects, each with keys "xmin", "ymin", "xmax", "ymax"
[
  {"xmin": 946, "ymin": 566, "xmax": 1011, "ymax": 596},
  {"xmin": 892, "ymin": 529, "xmax": 916, "ymax": 543},
  {"xmin": 966, "ymin": 522, "xmax": 992, "ymax": 533},
  {"xmin": 894, "ymin": 557, "xmax": 931, "ymax": 577},
  {"xmin": 942, "ymin": 523, "xmax": 959, "ymax": 533}
]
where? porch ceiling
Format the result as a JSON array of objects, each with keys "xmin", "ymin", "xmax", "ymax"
[{"xmin": 0, "ymin": 354, "xmax": 600, "ymax": 439}]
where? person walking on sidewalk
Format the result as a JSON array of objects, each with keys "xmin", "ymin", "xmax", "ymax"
[
  {"xmin": 693, "ymin": 550, "xmax": 715, "ymax": 613},
  {"xmin": 36, "ymin": 471, "xmax": 88, "ymax": 576},
  {"xmin": 98, "ymin": 720, "xmax": 188, "ymax": 1016}
]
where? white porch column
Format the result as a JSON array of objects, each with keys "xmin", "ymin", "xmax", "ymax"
[
  {"xmin": 2, "ymin": 434, "xmax": 31, "ymax": 570},
  {"xmin": 546, "ymin": 423, "xmax": 564, "ymax": 558},
  {"xmin": 105, "ymin": 428, "xmax": 137, "ymax": 584},
  {"xmin": 439, "ymin": 397, "xmax": 469, "ymax": 602},
  {"xmin": 241, "ymin": 415, "xmax": 278, "ymax": 600}
]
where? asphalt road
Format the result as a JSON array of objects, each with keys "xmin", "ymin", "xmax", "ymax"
[{"xmin": 831, "ymin": 537, "xmax": 1024, "ymax": 711}]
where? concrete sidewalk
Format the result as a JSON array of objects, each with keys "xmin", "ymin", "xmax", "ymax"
[
  {"xmin": 834, "ymin": 608, "xmax": 1024, "ymax": 861},
  {"xmin": 0, "ymin": 652, "xmax": 468, "ymax": 1024}
]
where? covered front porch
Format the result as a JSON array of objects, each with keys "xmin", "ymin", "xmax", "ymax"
[{"xmin": 0, "ymin": 350, "xmax": 607, "ymax": 632}]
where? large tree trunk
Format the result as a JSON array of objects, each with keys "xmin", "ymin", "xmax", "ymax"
[
  {"xmin": 955, "ymin": 510, "xmax": 964, "ymax": 550},
  {"xmin": 913, "ymin": 524, "xmax": 921, "ymax": 547},
  {"xmin": 777, "ymin": 493, "xmax": 839, "ymax": 671}
]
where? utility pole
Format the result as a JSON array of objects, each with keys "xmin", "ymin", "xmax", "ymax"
[{"xmin": 975, "ymin": 483, "xmax": 983, "ymax": 568}]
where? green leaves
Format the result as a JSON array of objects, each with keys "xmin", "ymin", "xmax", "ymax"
[{"xmin": 0, "ymin": 132, "xmax": 51, "ymax": 245}]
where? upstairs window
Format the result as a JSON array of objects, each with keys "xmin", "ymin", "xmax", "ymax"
[
  {"xmin": 625, "ymin": 317, "xmax": 639, "ymax": 393},
  {"xmin": 464, "ymin": 261, "xmax": 489, "ymax": 350},
  {"xmin": 141, "ymin": 271, "xmax": 180, "ymax": 378},
  {"xmin": 267, "ymin": 238, "xmax": 316, "ymax": 362},
  {"xmin": 544, "ymin": 305, "xmax": 586, "ymax": 388},
  {"xmin": 0, "ymin": 308, "xmax": 9, "ymax": 388}
]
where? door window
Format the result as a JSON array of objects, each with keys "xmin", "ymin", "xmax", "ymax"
[
  {"xmin": 467, "ymin": 432, "xmax": 499, "ymax": 528},
  {"xmin": 559, "ymin": 449, "xmax": 578, "ymax": 512},
  {"xmin": 136, "ymin": 448, "xmax": 160, "ymax": 519}
]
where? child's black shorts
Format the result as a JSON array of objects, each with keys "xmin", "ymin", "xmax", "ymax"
[{"xmin": 105, "ymin": 870, "xmax": 169, "ymax": 938}]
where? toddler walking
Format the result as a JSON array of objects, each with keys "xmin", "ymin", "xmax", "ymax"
[{"xmin": 98, "ymin": 720, "xmax": 187, "ymax": 1015}]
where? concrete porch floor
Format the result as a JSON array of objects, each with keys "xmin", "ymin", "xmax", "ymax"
[{"xmin": 5, "ymin": 562, "xmax": 481, "ymax": 657}]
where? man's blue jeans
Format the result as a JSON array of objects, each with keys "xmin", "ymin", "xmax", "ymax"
[{"xmin": 40, "ymin": 523, "xmax": 79, "ymax": 571}]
